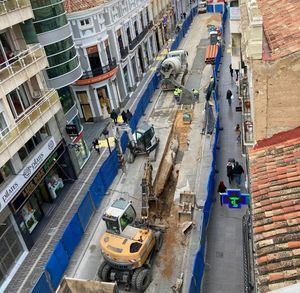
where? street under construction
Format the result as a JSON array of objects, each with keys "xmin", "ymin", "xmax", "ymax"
[{"xmin": 64, "ymin": 12, "xmax": 223, "ymax": 293}]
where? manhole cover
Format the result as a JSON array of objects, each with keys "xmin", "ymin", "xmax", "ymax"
[{"xmin": 216, "ymin": 251, "xmax": 224, "ymax": 258}]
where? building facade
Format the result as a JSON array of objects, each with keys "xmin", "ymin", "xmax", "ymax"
[
  {"xmin": 28, "ymin": 0, "xmax": 90, "ymax": 170},
  {"xmin": 0, "ymin": 0, "xmax": 79, "ymax": 290},
  {"xmin": 65, "ymin": 0, "xmax": 177, "ymax": 122}
]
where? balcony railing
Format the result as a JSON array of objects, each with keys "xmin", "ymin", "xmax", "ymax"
[
  {"xmin": 120, "ymin": 46, "xmax": 129, "ymax": 59},
  {"xmin": 80, "ymin": 58, "xmax": 117, "ymax": 80},
  {"xmin": 0, "ymin": 44, "xmax": 46, "ymax": 86},
  {"xmin": 0, "ymin": 89, "xmax": 60, "ymax": 152},
  {"xmin": 129, "ymin": 27, "xmax": 149, "ymax": 50},
  {"xmin": 0, "ymin": 0, "xmax": 31, "ymax": 15}
]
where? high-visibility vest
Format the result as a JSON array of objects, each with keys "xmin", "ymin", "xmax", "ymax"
[
  {"xmin": 174, "ymin": 89, "xmax": 179, "ymax": 96},
  {"xmin": 193, "ymin": 89, "xmax": 199, "ymax": 94},
  {"xmin": 177, "ymin": 88, "xmax": 183, "ymax": 94}
]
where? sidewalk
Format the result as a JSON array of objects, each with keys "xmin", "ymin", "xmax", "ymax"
[{"xmin": 202, "ymin": 15, "xmax": 248, "ymax": 293}]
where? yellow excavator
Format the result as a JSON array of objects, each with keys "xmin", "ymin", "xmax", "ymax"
[{"xmin": 98, "ymin": 198, "xmax": 163, "ymax": 292}]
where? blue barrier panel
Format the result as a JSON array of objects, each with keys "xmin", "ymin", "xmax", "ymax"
[
  {"xmin": 89, "ymin": 171, "xmax": 105, "ymax": 208},
  {"xmin": 99, "ymin": 150, "xmax": 119, "ymax": 189},
  {"xmin": 31, "ymin": 273, "xmax": 52, "ymax": 293},
  {"xmin": 207, "ymin": 4, "xmax": 214, "ymax": 13},
  {"xmin": 77, "ymin": 192, "xmax": 94, "ymax": 231},
  {"xmin": 121, "ymin": 132, "xmax": 128, "ymax": 152},
  {"xmin": 215, "ymin": 4, "xmax": 224, "ymax": 13},
  {"xmin": 45, "ymin": 241, "xmax": 69, "ymax": 289},
  {"xmin": 60, "ymin": 213, "xmax": 84, "ymax": 258}
]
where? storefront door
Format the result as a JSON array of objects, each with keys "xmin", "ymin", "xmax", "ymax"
[
  {"xmin": 77, "ymin": 91, "xmax": 93, "ymax": 122},
  {"xmin": 97, "ymin": 86, "xmax": 111, "ymax": 117}
]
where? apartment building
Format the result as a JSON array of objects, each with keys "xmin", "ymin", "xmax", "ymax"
[
  {"xmin": 234, "ymin": 0, "xmax": 300, "ymax": 150},
  {"xmin": 28, "ymin": 0, "xmax": 90, "ymax": 169},
  {"xmin": 0, "ymin": 1, "xmax": 78, "ymax": 289},
  {"xmin": 64, "ymin": 0, "xmax": 177, "ymax": 122}
]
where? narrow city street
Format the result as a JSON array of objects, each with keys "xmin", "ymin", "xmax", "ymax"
[{"xmin": 202, "ymin": 14, "xmax": 247, "ymax": 293}]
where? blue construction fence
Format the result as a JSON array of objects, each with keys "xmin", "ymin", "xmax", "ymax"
[
  {"xmin": 189, "ymin": 5, "xmax": 227, "ymax": 293},
  {"xmin": 31, "ymin": 8, "xmax": 198, "ymax": 293}
]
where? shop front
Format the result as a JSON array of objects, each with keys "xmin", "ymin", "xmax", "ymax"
[{"xmin": 9, "ymin": 142, "xmax": 76, "ymax": 249}]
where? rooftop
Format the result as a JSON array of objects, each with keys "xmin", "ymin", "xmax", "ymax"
[
  {"xmin": 249, "ymin": 127, "xmax": 300, "ymax": 292},
  {"xmin": 64, "ymin": 0, "xmax": 107, "ymax": 14},
  {"xmin": 257, "ymin": 0, "xmax": 300, "ymax": 60}
]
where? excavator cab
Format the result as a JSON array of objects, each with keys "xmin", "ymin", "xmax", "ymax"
[
  {"xmin": 134, "ymin": 123, "xmax": 158, "ymax": 153},
  {"xmin": 102, "ymin": 198, "xmax": 136, "ymax": 235}
]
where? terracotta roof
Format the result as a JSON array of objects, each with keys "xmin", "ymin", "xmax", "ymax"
[
  {"xmin": 249, "ymin": 127, "xmax": 300, "ymax": 292},
  {"xmin": 64, "ymin": 0, "xmax": 107, "ymax": 14},
  {"xmin": 257, "ymin": 0, "xmax": 300, "ymax": 60}
]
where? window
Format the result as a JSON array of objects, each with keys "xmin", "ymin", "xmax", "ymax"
[
  {"xmin": 0, "ymin": 217, "xmax": 24, "ymax": 285},
  {"xmin": 0, "ymin": 112, "xmax": 8, "ymax": 137},
  {"xmin": 7, "ymin": 84, "xmax": 30, "ymax": 119},
  {"xmin": 80, "ymin": 18, "xmax": 91, "ymax": 27},
  {"xmin": 119, "ymin": 205, "xmax": 136, "ymax": 231},
  {"xmin": 0, "ymin": 161, "xmax": 13, "ymax": 186},
  {"xmin": 17, "ymin": 127, "xmax": 48, "ymax": 162}
]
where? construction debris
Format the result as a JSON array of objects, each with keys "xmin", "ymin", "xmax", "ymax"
[
  {"xmin": 171, "ymin": 273, "xmax": 184, "ymax": 292},
  {"xmin": 178, "ymin": 192, "xmax": 195, "ymax": 222}
]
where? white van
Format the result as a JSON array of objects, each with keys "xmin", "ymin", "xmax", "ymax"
[{"xmin": 198, "ymin": 1, "xmax": 207, "ymax": 13}]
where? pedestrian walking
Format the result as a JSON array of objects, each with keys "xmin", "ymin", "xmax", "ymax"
[
  {"xmin": 235, "ymin": 69, "xmax": 239, "ymax": 81},
  {"xmin": 183, "ymin": 12, "xmax": 186, "ymax": 19},
  {"xmin": 235, "ymin": 124, "xmax": 241, "ymax": 143},
  {"xmin": 92, "ymin": 138, "xmax": 100, "ymax": 153},
  {"xmin": 217, "ymin": 181, "xmax": 227, "ymax": 206},
  {"xmin": 229, "ymin": 64, "xmax": 233, "ymax": 78},
  {"xmin": 110, "ymin": 109, "xmax": 118, "ymax": 124},
  {"xmin": 226, "ymin": 89, "xmax": 233, "ymax": 106},
  {"xmin": 121, "ymin": 110, "xmax": 128, "ymax": 123},
  {"xmin": 233, "ymin": 161, "xmax": 244, "ymax": 186},
  {"xmin": 126, "ymin": 109, "xmax": 133, "ymax": 122},
  {"xmin": 226, "ymin": 160, "xmax": 234, "ymax": 184}
]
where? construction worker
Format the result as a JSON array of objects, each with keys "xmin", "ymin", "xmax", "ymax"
[
  {"xmin": 174, "ymin": 87, "xmax": 180, "ymax": 103},
  {"xmin": 192, "ymin": 88, "xmax": 199, "ymax": 101}
]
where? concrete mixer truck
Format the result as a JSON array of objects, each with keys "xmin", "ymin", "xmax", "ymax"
[
  {"xmin": 160, "ymin": 50, "xmax": 194, "ymax": 103},
  {"xmin": 160, "ymin": 49, "xmax": 188, "ymax": 91}
]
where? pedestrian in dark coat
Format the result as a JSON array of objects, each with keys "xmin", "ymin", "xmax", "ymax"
[
  {"xmin": 92, "ymin": 139, "xmax": 100, "ymax": 153},
  {"xmin": 226, "ymin": 161, "xmax": 234, "ymax": 184},
  {"xmin": 229, "ymin": 64, "xmax": 233, "ymax": 78},
  {"xmin": 217, "ymin": 181, "xmax": 227, "ymax": 206},
  {"xmin": 110, "ymin": 109, "xmax": 118, "ymax": 124},
  {"xmin": 121, "ymin": 110, "xmax": 128, "ymax": 123},
  {"xmin": 126, "ymin": 109, "xmax": 133, "ymax": 121},
  {"xmin": 233, "ymin": 162, "xmax": 244, "ymax": 186},
  {"xmin": 235, "ymin": 69, "xmax": 239, "ymax": 81},
  {"xmin": 226, "ymin": 89, "xmax": 232, "ymax": 105}
]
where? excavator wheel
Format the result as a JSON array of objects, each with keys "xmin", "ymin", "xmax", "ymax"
[
  {"xmin": 125, "ymin": 149, "xmax": 135, "ymax": 163},
  {"xmin": 98, "ymin": 261, "xmax": 111, "ymax": 282},
  {"xmin": 135, "ymin": 268, "xmax": 151, "ymax": 292},
  {"xmin": 131, "ymin": 268, "xmax": 142, "ymax": 290}
]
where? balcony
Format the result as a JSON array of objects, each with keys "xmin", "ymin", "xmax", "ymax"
[
  {"xmin": 0, "ymin": 89, "xmax": 61, "ymax": 164},
  {"xmin": 0, "ymin": 0, "xmax": 33, "ymax": 31},
  {"xmin": 0, "ymin": 44, "xmax": 48, "ymax": 98},
  {"xmin": 129, "ymin": 28, "xmax": 149, "ymax": 51},
  {"xmin": 75, "ymin": 58, "xmax": 118, "ymax": 86},
  {"xmin": 241, "ymin": 76, "xmax": 254, "ymax": 146},
  {"xmin": 120, "ymin": 46, "xmax": 129, "ymax": 59}
]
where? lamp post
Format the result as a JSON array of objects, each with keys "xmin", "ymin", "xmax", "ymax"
[{"xmin": 102, "ymin": 128, "xmax": 112, "ymax": 154}]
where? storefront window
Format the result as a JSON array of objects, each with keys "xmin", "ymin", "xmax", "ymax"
[
  {"xmin": 21, "ymin": 198, "xmax": 43, "ymax": 234},
  {"xmin": 74, "ymin": 138, "xmax": 89, "ymax": 169},
  {"xmin": 57, "ymin": 87, "xmax": 75, "ymax": 114},
  {"xmin": 0, "ymin": 217, "xmax": 24, "ymax": 285}
]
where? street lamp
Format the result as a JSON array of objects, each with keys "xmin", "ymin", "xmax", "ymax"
[{"xmin": 102, "ymin": 128, "xmax": 112, "ymax": 155}]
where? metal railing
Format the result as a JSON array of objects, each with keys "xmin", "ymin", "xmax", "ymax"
[
  {"xmin": 0, "ymin": 44, "xmax": 45, "ymax": 84},
  {"xmin": 0, "ymin": 89, "xmax": 60, "ymax": 152},
  {"xmin": 80, "ymin": 58, "xmax": 117, "ymax": 80},
  {"xmin": 129, "ymin": 28, "xmax": 149, "ymax": 50},
  {"xmin": 0, "ymin": 0, "xmax": 31, "ymax": 15},
  {"xmin": 120, "ymin": 46, "xmax": 129, "ymax": 59}
]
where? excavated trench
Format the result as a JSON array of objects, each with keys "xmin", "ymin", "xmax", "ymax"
[{"xmin": 149, "ymin": 108, "xmax": 193, "ymax": 279}]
